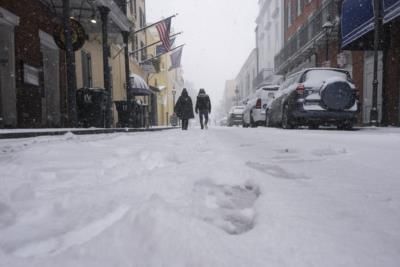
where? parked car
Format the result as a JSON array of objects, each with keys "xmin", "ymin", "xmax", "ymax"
[
  {"xmin": 242, "ymin": 85, "xmax": 280, "ymax": 127},
  {"xmin": 266, "ymin": 68, "xmax": 359, "ymax": 130},
  {"xmin": 227, "ymin": 106, "xmax": 245, "ymax": 126},
  {"xmin": 219, "ymin": 117, "xmax": 228, "ymax": 126}
]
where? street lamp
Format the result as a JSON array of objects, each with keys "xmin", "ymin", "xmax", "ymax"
[
  {"xmin": 370, "ymin": 0, "xmax": 382, "ymax": 126},
  {"xmin": 322, "ymin": 20, "xmax": 334, "ymax": 64},
  {"xmin": 172, "ymin": 88, "xmax": 176, "ymax": 105}
]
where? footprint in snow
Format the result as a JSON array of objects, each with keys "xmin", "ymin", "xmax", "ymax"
[
  {"xmin": 246, "ymin": 161, "xmax": 310, "ymax": 180},
  {"xmin": 192, "ymin": 180, "xmax": 260, "ymax": 235}
]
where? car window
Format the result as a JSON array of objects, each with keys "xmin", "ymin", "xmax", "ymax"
[{"xmin": 305, "ymin": 70, "xmax": 348, "ymax": 83}]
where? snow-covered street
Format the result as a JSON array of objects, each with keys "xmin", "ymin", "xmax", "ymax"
[{"xmin": 0, "ymin": 127, "xmax": 399, "ymax": 267}]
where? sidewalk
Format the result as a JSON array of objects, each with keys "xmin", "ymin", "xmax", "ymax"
[{"xmin": 0, "ymin": 127, "xmax": 178, "ymax": 139}]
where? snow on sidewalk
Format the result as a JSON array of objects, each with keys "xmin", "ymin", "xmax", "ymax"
[{"xmin": 0, "ymin": 127, "xmax": 399, "ymax": 267}]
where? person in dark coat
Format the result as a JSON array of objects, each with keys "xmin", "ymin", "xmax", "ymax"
[
  {"xmin": 174, "ymin": 88, "xmax": 194, "ymax": 130},
  {"xmin": 195, "ymin": 88, "xmax": 211, "ymax": 129}
]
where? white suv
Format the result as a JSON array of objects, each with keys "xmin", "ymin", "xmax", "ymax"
[{"xmin": 243, "ymin": 85, "xmax": 279, "ymax": 127}]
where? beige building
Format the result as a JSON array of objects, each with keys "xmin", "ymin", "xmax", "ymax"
[
  {"xmin": 73, "ymin": 0, "xmax": 150, "ymax": 127},
  {"xmin": 147, "ymin": 26, "xmax": 184, "ymax": 126}
]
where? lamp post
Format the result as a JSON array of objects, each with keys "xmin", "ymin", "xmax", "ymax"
[
  {"xmin": 172, "ymin": 88, "xmax": 176, "ymax": 105},
  {"xmin": 322, "ymin": 20, "xmax": 334, "ymax": 65},
  {"xmin": 370, "ymin": 0, "xmax": 382, "ymax": 126}
]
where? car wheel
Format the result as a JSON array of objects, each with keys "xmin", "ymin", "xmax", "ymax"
[
  {"xmin": 250, "ymin": 113, "xmax": 257, "ymax": 128},
  {"xmin": 281, "ymin": 104, "xmax": 294, "ymax": 129}
]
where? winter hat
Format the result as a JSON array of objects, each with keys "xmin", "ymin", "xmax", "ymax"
[
  {"xmin": 182, "ymin": 88, "xmax": 188, "ymax": 96},
  {"xmin": 199, "ymin": 88, "xmax": 206, "ymax": 95}
]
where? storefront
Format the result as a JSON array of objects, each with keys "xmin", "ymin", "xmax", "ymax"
[
  {"xmin": 341, "ymin": 0, "xmax": 400, "ymax": 125},
  {"xmin": 0, "ymin": 7, "xmax": 19, "ymax": 128}
]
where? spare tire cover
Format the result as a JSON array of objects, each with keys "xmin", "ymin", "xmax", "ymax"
[{"xmin": 320, "ymin": 81, "xmax": 354, "ymax": 111}]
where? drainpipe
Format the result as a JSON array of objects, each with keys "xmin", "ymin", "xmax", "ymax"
[
  {"xmin": 98, "ymin": 6, "xmax": 112, "ymax": 128},
  {"xmin": 62, "ymin": 0, "xmax": 77, "ymax": 127}
]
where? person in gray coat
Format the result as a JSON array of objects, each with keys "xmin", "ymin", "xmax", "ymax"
[{"xmin": 195, "ymin": 88, "xmax": 211, "ymax": 129}]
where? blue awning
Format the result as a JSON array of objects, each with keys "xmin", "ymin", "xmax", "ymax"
[
  {"xmin": 341, "ymin": 0, "xmax": 375, "ymax": 49},
  {"xmin": 383, "ymin": 0, "xmax": 400, "ymax": 23}
]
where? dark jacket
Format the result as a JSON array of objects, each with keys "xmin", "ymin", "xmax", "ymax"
[
  {"xmin": 195, "ymin": 89, "xmax": 211, "ymax": 113},
  {"xmin": 174, "ymin": 89, "xmax": 194, "ymax": 119}
]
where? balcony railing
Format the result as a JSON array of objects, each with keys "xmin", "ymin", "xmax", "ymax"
[{"xmin": 274, "ymin": 0, "xmax": 339, "ymax": 74}]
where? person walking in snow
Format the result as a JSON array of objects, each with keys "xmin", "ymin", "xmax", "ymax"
[
  {"xmin": 195, "ymin": 88, "xmax": 211, "ymax": 129},
  {"xmin": 174, "ymin": 88, "xmax": 194, "ymax": 130}
]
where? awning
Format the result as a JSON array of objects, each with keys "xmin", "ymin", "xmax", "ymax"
[
  {"xmin": 128, "ymin": 73, "xmax": 153, "ymax": 97},
  {"xmin": 341, "ymin": 0, "xmax": 375, "ymax": 49},
  {"xmin": 341, "ymin": 0, "xmax": 400, "ymax": 50},
  {"xmin": 383, "ymin": 0, "xmax": 400, "ymax": 23}
]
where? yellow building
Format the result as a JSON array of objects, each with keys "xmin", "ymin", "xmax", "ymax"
[
  {"xmin": 73, "ymin": 0, "xmax": 149, "ymax": 127},
  {"xmin": 147, "ymin": 27, "xmax": 184, "ymax": 126}
]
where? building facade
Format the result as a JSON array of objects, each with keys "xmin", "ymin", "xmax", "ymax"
[
  {"xmin": 255, "ymin": 0, "xmax": 284, "ymax": 87},
  {"xmin": 147, "ymin": 26, "xmax": 185, "ymax": 126},
  {"xmin": 235, "ymin": 48, "xmax": 258, "ymax": 100},
  {"xmin": 0, "ymin": 0, "xmax": 159, "ymax": 128}
]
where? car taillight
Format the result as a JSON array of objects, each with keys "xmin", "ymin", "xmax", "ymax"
[
  {"xmin": 296, "ymin": 84, "xmax": 305, "ymax": 95},
  {"xmin": 255, "ymin": 98, "xmax": 262, "ymax": 109}
]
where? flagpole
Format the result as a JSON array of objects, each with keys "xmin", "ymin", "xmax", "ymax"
[
  {"xmin": 134, "ymin": 14, "xmax": 178, "ymax": 34},
  {"xmin": 139, "ymin": 44, "xmax": 185, "ymax": 64},
  {"xmin": 129, "ymin": 32, "xmax": 183, "ymax": 56}
]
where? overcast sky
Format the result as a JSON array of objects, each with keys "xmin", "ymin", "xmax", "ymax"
[{"xmin": 146, "ymin": 0, "xmax": 258, "ymax": 106}]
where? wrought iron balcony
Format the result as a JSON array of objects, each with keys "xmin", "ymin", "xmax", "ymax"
[{"xmin": 274, "ymin": 0, "xmax": 339, "ymax": 74}]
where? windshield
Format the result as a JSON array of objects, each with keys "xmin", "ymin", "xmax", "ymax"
[{"xmin": 305, "ymin": 70, "xmax": 349, "ymax": 83}]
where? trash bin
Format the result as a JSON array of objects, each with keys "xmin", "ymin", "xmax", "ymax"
[
  {"xmin": 170, "ymin": 113, "xmax": 178, "ymax": 126},
  {"xmin": 115, "ymin": 100, "xmax": 144, "ymax": 128},
  {"xmin": 76, "ymin": 88, "xmax": 109, "ymax": 128}
]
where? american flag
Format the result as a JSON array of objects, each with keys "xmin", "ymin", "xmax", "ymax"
[{"xmin": 156, "ymin": 17, "xmax": 172, "ymax": 52}]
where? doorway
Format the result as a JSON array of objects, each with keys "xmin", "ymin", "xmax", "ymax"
[
  {"xmin": 0, "ymin": 21, "xmax": 18, "ymax": 127},
  {"xmin": 363, "ymin": 51, "xmax": 383, "ymax": 124},
  {"xmin": 40, "ymin": 31, "xmax": 60, "ymax": 127}
]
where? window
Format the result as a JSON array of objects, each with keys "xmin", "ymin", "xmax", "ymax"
[
  {"xmin": 129, "ymin": 0, "xmax": 137, "ymax": 17},
  {"xmin": 135, "ymin": 36, "xmax": 139, "ymax": 61},
  {"xmin": 81, "ymin": 50, "xmax": 92, "ymax": 88},
  {"xmin": 140, "ymin": 41, "xmax": 146, "ymax": 61},
  {"xmin": 139, "ymin": 8, "xmax": 145, "ymax": 28},
  {"xmin": 297, "ymin": 0, "xmax": 302, "ymax": 16}
]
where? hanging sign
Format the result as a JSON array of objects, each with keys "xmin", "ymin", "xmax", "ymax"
[{"xmin": 53, "ymin": 18, "xmax": 86, "ymax": 51}]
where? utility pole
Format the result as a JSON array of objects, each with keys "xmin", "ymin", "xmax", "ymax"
[
  {"xmin": 99, "ymin": 6, "xmax": 112, "ymax": 128},
  {"xmin": 370, "ymin": 0, "xmax": 382, "ymax": 126},
  {"xmin": 62, "ymin": 0, "xmax": 77, "ymax": 127}
]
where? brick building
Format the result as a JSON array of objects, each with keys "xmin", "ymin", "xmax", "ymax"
[
  {"xmin": 275, "ymin": 0, "xmax": 400, "ymax": 125},
  {"xmin": 0, "ymin": 1, "xmax": 66, "ymax": 128},
  {"xmin": 341, "ymin": 0, "xmax": 400, "ymax": 125}
]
